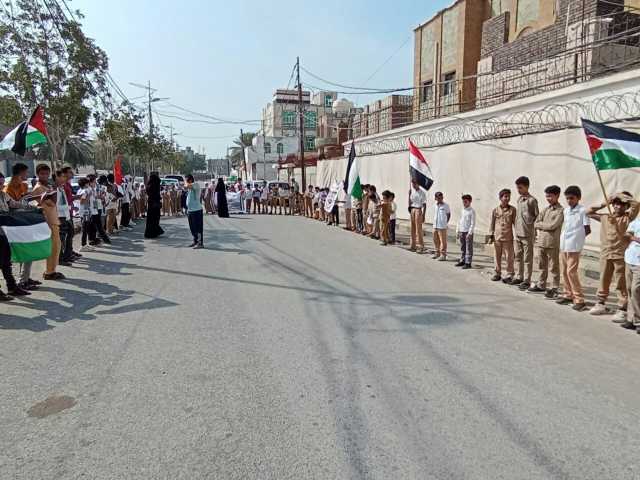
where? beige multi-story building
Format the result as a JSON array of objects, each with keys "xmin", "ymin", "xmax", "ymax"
[
  {"xmin": 261, "ymin": 89, "xmax": 338, "ymax": 153},
  {"xmin": 412, "ymin": 0, "xmax": 639, "ymax": 120},
  {"xmin": 413, "ymin": 0, "xmax": 488, "ymax": 122}
]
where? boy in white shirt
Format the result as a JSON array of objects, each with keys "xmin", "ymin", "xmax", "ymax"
[
  {"xmin": 77, "ymin": 178, "xmax": 94, "ymax": 252},
  {"xmin": 432, "ymin": 192, "xmax": 451, "ymax": 260},
  {"xmin": 389, "ymin": 192, "xmax": 397, "ymax": 244},
  {"xmin": 456, "ymin": 194, "xmax": 476, "ymax": 269},
  {"xmin": 621, "ymin": 216, "xmax": 640, "ymax": 333},
  {"xmin": 556, "ymin": 185, "xmax": 591, "ymax": 311}
]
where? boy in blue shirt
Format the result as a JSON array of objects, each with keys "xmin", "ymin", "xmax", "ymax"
[{"xmin": 185, "ymin": 175, "xmax": 204, "ymax": 249}]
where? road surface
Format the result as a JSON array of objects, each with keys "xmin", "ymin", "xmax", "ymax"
[{"xmin": 1, "ymin": 214, "xmax": 639, "ymax": 479}]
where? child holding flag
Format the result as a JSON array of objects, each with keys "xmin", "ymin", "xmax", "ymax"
[{"xmin": 587, "ymin": 192, "xmax": 638, "ymax": 321}]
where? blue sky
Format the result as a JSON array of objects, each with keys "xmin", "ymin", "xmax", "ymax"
[{"xmin": 75, "ymin": 0, "xmax": 450, "ymax": 157}]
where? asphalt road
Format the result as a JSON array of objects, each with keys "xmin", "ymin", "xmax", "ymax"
[{"xmin": 1, "ymin": 214, "xmax": 639, "ymax": 480}]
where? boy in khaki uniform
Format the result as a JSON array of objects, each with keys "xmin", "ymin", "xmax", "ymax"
[
  {"xmin": 489, "ymin": 189, "xmax": 516, "ymax": 282},
  {"xmin": 512, "ymin": 176, "xmax": 539, "ymax": 290},
  {"xmin": 588, "ymin": 192, "xmax": 638, "ymax": 321},
  {"xmin": 379, "ymin": 191, "xmax": 392, "ymax": 246},
  {"xmin": 529, "ymin": 185, "xmax": 563, "ymax": 298}
]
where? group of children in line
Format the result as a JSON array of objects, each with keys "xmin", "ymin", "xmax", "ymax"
[
  {"xmin": 404, "ymin": 175, "xmax": 640, "ymax": 334},
  {"xmin": 302, "ymin": 184, "xmax": 399, "ymax": 245},
  {"xmin": 0, "ymin": 163, "xmax": 141, "ymax": 302},
  {"xmin": 161, "ymin": 184, "xmax": 187, "ymax": 217},
  {"xmin": 294, "ymin": 174, "xmax": 640, "ymax": 334},
  {"xmin": 246, "ymin": 181, "xmax": 297, "ymax": 216}
]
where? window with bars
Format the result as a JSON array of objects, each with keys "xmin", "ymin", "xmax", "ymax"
[
  {"xmin": 264, "ymin": 142, "xmax": 271, "ymax": 154},
  {"xmin": 305, "ymin": 136, "xmax": 315, "ymax": 151},
  {"xmin": 421, "ymin": 80, "xmax": 434, "ymax": 103},
  {"xmin": 442, "ymin": 72, "xmax": 456, "ymax": 97},
  {"xmin": 277, "ymin": 143, "xmax": 284, "ymax": 154},
  {"xmin": 304, "ymin": 111, "xmax": 317, "ymax": 128},
  {"xmin": 282, "ymin": 110, "xmax": 296, "ymax": 126}
]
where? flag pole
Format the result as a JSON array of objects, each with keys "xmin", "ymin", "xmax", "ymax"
[{"xmin": 594, "ymin": 166, "xmax": 613, "ymax": 215}]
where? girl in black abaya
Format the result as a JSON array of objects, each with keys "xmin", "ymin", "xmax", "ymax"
[
  {"xmin": 144, "ymin": 174, "xmax": 165, "ymax": 238},
  {"xmin": 215, "ymin": 178, "xmax": 230, "ymax": 218}
]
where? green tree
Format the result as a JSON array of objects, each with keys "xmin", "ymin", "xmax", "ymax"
[
  {"xmin": 0, "ymin": 0, "xmax": 110, "ymax": 166},
  {"xmin": 0, "ymin": 95, "xmax": 22, "ymax": 126}
]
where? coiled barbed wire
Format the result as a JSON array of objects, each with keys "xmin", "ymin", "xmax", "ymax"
[{"xmin": 354, "ymin": 90, "xmax": 640, "ymax": 156}]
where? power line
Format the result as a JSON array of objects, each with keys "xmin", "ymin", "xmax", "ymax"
[
  {"xmin": 155, "ymin": 111, "xmax": 258, "ymax": 126},
  {"xmin": 362, "ymin": 36, "xmax": 411, "ymax": 86},
  {"xmin": 163, "ymin": 102, "xmax": 260, "ymax": 125},
  {"xmin": 300, "ymin": 65, "xmax": 392, "ymax": 92}
]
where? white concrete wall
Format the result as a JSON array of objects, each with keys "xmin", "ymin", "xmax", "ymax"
[{"xmin": 318, "ymin": 69, "xmax": 640, "ymax": 251}]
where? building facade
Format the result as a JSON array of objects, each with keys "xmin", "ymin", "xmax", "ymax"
[
  {"xmin": 413, "ymin": 0, "xmax": 488, "ymax": 122},
  {"xmin": 261, "ymin": 89, "xmax": 343, "ymax": 153},
  {"xmin": 244, "ymin": 134, "xmax": 299, "ymax": 181},
  {"xmin": 477, "ymin": 0, "xmax": 638, "ymax": 108},
  {"xmin": 352, "ymin": 95, "xmax": 413, "ymax": 139}
]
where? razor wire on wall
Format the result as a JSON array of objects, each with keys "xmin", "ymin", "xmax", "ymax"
[{"xmin": 354, "ymin": 90, "xmax": 640, "ymax": 156}]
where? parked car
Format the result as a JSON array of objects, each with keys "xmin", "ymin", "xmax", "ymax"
[
  {"xmin": 164, "ymin": 174, "xmax": 185, "ymax": 185},
  {"xmin": 160, "ymin": 178, "xmax": 179, "ymax": 188}
]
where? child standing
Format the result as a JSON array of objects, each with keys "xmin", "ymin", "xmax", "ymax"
[
  {"xmin": 77, "ymin": 178, "xmax": 94, "ymax": 252},
  {"xmin": 361, "ymin": 185, "xmax": 370, "ymax": 234},
  {"xmin": 389, "ymin": 192, "xmax": 397, "ymax": 244},
  {"xmin": 530, "ymin": 185, "xmax": 564, "ymax": 298},
  {"xmin": 368, "ymin": 186, "xmax": 380, "ymax": 239},
  {"xmin": 432, "ymin": 192, "xmax": 451, "ymax": 261},
  {"xmin": 408, "ymin": 179, "xmax": 427, "ymax": 253},
  {"xmin": 456, "ymin": 195, "xmax": 476, "ymax": 269},
  {"xmin": 379, "ymin": 190, "xmax": 393, "ymax": 246},
  {"xmin": 343, "ymin": 190, "xmax": 353, "ymax": 231},
  {"xmin": 513, "ymin": 176, "xmax": 539, "ymax": 290},
  {"xmin": 588, "ymin": 192, "xmax": 638, "ymax": 321},
  {"xmin": 621, "ymin": 213, "xmax": 640, "ymax": 334},
  {"xmin": 354, "ymin": 193, "xmax": 363, "ymax": 233},
  {"xmin": 556, "ymin": 185, "xmax": 591, "ymax": 311},
  {"xmin": 489, "ymin": 189, "xmax": 516, "ymax": 282}
]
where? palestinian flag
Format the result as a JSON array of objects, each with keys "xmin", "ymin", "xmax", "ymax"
[
  {"xmin": 582, "ymin": 118, "xmax": 640, "ymax": 170},
  {"xmin": 0, "ymin": 106, "xmax": 48, "ymax": 156},
  {"xmin": 0, "ymin": 211, "xmax": 52, "ymax": 263},
  {"xmin": 408, "ymin": 139, "xmax": 434, "ymax": 191},
  {"xmin": 344, "ymin": 141, "xmax": 363, "ymax": 200}
]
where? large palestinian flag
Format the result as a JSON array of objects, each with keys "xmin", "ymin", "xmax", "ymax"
[
  {"xmin": 0, "ymin": 106, "xmax": 48, "ymax": 156},
  {"xmin": 408, "ymin": 139, "xmax": 434, "ymax": 191},
  {"xmin": 0, "ymin": 211, "xmax": 52, "ymax": 263},
  {"xmin": 582, "ymin": 118, "xmax": 640, "ymax": 171},
  {"xmin": 344, "ymin": 141, "xmax": 363, "ymax": 200}
]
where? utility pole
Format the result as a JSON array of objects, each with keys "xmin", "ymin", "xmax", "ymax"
[
  {"xmin": 147, "ymin": 80, "xmax": 154, "ymax": 173},
  {"xmin": 296, "ymin": 57, "xmax": 306, "ymax": 191},
  {"xmin": 129, "ymin": 81, "xmax": 169, "ymax": 175},
  {"xmin": 240, "ymin": 128, "xmax": 246, "ymax": 181}
]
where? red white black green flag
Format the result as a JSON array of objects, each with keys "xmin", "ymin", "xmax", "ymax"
[
  {"xmin": 582, "ymin": 118, "xmax": 640, "ymax": 171},
  {"xmin": 0, "ymin": 105, "xmax": 48, "ymax": 156}
]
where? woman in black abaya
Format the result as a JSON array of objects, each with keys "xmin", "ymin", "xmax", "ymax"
[
  {"xmin": 215, "ymin": 178, "xmax": 230, "ymax": 218},
  {"xmin": 144, "ymin": 173, "xmax": 165, "ymax": 238}
]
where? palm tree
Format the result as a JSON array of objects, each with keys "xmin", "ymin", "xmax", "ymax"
[{"xmin": 228, "ymin": 132, "xmax": 256, "ymax": 175}]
